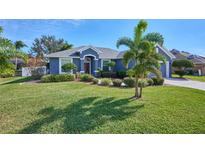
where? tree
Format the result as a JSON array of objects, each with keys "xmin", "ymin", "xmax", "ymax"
[
  {"xmin": 143, "ymin": 32, "xmax": 164, "ymax": 46},
  {"xmin": 172, "ymin": 59, "xmax": 194, "ymax": 78},
  {"xmin": 0, "ymin": 38, "xmax": 28, "ymax": 77},
  {"xmin": 117, "ymin": 20, "xmax": 164, "ymax": 98},
  {"xmin": 0, "ymin": 26, "xmax": 3, "ymax": 34},
  {"xmin": 14, "ymin": 40, "xmax": 27, "ymax": 70},
  {"xmin": 107, "ymin": 61, "xmax": 116, "ymax": 71},
  {"xmin": 0, "ymin": 27, "xmax": 27, "ymax": 77},
  {"xmin": 30, "ymin": 35, "xmax": 73, "ymax": 59},
  {"xmin": 61, "ymin": 63, "xmax": 77, "ymax": 73},
  {"xmin": 135, "ymin": 41, "xmax": 164, "ymax": 97}
]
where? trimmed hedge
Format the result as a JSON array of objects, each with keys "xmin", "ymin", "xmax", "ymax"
[
  {"xmin": 112, "ymin": 79, "xmax": 122, "ymax": 87},
  {"xmin": 80, "ymin": 74, "xmax": 94, "ymax": 82},
  {"xmin": 123, "ymin": 77, "xmax": 135, "ymax": 87},
  {"xmin": 116, "ymin": 71, "xmax": 127, "ymax": 79},
  {"xmin": 41, "ymin": 74, "xmax": 75, "ymax": 82},
  {"xmin": 152, "ymin": 77, "xmax": 164, "ymax": 85},
  {"xmin": 100, "ymin": 78, "xmax": 112, "ymax": 86}
]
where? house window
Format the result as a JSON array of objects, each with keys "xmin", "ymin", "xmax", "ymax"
[
  {"xmin": 61, "ymin": 58, "xmax": 71, "ymax": 73},
  {"xmin": 103, "ymin": 59, "xmax": 110, "ymax": 71}
]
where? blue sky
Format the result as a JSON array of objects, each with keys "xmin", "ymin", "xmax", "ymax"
[{"xmin": 0, "ymin": 19, "xmax": 205, "ymax": 56}]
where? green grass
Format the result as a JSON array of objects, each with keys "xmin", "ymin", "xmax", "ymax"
[
  {"xmin": 0, "ymin": 76, "xmax": 33, "ymax": 85},
  {"xmin": 173, "ymin": 74, "xmax": 205, "ymax": 82},
  {"xmin": 0, "ymin": 77, "xmax": 205, "ymax": 134}
]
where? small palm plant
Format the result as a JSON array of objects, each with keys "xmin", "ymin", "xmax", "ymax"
[{"xmin": 117, "ymin": 20, "xmax": 164, "ymax": 98}]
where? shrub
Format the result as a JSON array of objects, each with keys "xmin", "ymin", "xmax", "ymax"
[
  {"xmin": 152, "ymin": 77, "xmax": 164, "ymax": 85},
  {"xmin": 116, "ymin": 71, "xmax": 127, "ymax": 79},
  {"xmin": 100, "ymin": 78, "xmax": 112, "ymax": 86},
  {"xmin": 138, "ymin": 79, "xmax": 149, "ymax": 87},
  {"xmin": 80, "ymin": 74, "xmax": 94, "ymax": 82},
  {"xmin": 0, "ymin": 68, "xmax": 15, "ymax": 78},
  {"xmin": 112, "ymin": 79, "xmax": 122, "ymax": 87},
  {"xmin": 61, "ymin": 63, "xmax": 77, "ymax": 73},
  {"xmin": 172, "ymin": 59, "xmax": 194, "ymax": 77},
  {"xmin": 92, "ymin": 78, "xmax": 99, "ymax": 84},
  {"xmin": 123, "ymin": 77, "xmax": 135, "ymax": 87},
  {"xmin": 174, "ymin": 70, "xmax": 187, "ymax": 78},
  {"xmin": 147, "ymin": 78, "xmax": 154, "ymax": 86},
  {"xmin": 41, "ymin": 74, "xmax": 75, "ymax": 82}
]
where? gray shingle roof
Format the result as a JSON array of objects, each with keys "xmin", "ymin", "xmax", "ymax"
[
  {"xmin": 170, "ymin": 49, "xmax": 205, "ymax": 64},
  {"xmin": 46, "ymin": 46, "xmax": 85, "ymax": 58},
  {"xmin": 47, "ymin": 45, "xmax": 119, "ymax": 59}
]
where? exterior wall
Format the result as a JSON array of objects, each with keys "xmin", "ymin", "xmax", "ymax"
[
  {"xmin": 157, "ymin": 46, "xmax": 171, "ymax": 61},
  {"xmin": 98, "ymin": 59, "xmax": 102, "ymax": 69},
  {"xmin": 49, "ymin": 58, "xmax": 59, "ymax": 74},
  {"xmin": 113, "ymin": 59, "xmax": 135, "ymax": 71},
  {"xmin": 80, "ymin": 48, "xmax": 99, "ymax": 60},
  {"xmin": 193, "ymin": 64, "xmax": 205, "ymax": 76},
  {"xmin": 73, "ymin": 58, "xmax": 80, "ymax": 73},
  {"xmin": 157, "ymin": 46, "xmax": 172, "ymax": 78},
  {"xmin": 160, "ymin": 63, "xmax": 166, "ymax": 77},
  {"xmin": 113, "ymin": 59, "xmax": 126, "ymax": 71}
]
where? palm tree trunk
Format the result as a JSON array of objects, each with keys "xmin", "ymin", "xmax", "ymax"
[
  {"xmin": 139, "ymin": 86, "xmax": 142, "ymax": 98},
  {"xmin": 135, "ymin": 75, "xmax": 139, "ymax": 98}
]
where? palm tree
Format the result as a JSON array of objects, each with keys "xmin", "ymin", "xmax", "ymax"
[
  {"xmin": 117, "ymin": 20, "xmax": 164, "ymax": 98},
  {"xmin": 0, "ymin": 39, "xmax": 27, "ymax": 74},
  {"xmin": 14, "ymin": 41, "xmax": 27, "ymax": 70},
  {"xmin": 136, "ymin": 41, "xmax": 164, "ymax": 97}
]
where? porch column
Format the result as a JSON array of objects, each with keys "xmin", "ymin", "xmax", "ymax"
[
  {"xmin": 94, "ymin": 59, "xmax": 98, "ymax": 76},
  {"xmin": 80, "ymin": 59, "xmax": 84, "ymax": 73},
  {"xmin": 166, "ymin": 61, "xmax": 170, "ymax": 78}
]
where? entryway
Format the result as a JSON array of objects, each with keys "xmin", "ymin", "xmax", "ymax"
[{"xmin": 84, "ymin": 57, "xmax": 91, "ymax": 74}]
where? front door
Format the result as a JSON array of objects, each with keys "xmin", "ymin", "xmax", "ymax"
[{"xmin": 84, "ymin": 63, "xmax": 90, "ymax": 74}]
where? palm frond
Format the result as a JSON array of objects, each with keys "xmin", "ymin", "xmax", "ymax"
[
  {"xmin": 116, "ymin": 37, "xmax": 134, "ymax": 49},
  {"xmin": 122, "ymin": 51, "xmax": 135, "ymax": 67},
  {"xmin": 134, "ymin": 20, "xmax": 148, "ymax": 45},
  {"xmin": 147, "ymin": 66, "xmax": 162, "ymax": 78}
]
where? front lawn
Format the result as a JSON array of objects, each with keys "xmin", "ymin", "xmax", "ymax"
[
  {"xmin": 0, "ymin": 78, "xmax": 205, "ymax": 133},
  {"xmin": 173, "ymin": 74, "xmax": 205, "ymax": 82}
]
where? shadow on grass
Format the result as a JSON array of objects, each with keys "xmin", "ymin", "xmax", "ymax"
[
  {"xmin": 2, "ymin": 76, "xmax": 34, "ymax": 85},
  {"xmin": 20, "ymin": 97, "xmax": 144, "ymax": 133}
]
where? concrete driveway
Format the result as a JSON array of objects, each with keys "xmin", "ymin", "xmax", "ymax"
[{"xmin": 164, "ymin": 78, "xmax": 205, "ymax": 91}]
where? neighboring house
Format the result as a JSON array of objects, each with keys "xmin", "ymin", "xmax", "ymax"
[
  {"xmin": 171, "ymin": 49, "xmax": 205, "ymax": 76},
  {"xmin": 47, "ymin": 44, "xmax": 175, "ymax": 78},
  {"xmin": 10, "ymin": 58, "xmax": 25, "ymax": 70}
]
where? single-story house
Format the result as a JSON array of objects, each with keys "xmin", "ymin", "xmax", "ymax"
[
  {"xmin": 47, "ymin": 44, "xmax": 175, "ymax": 78},
  {"xmin": 171, "ymin": 49, "xmax": 205, "ymax": 76}
]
